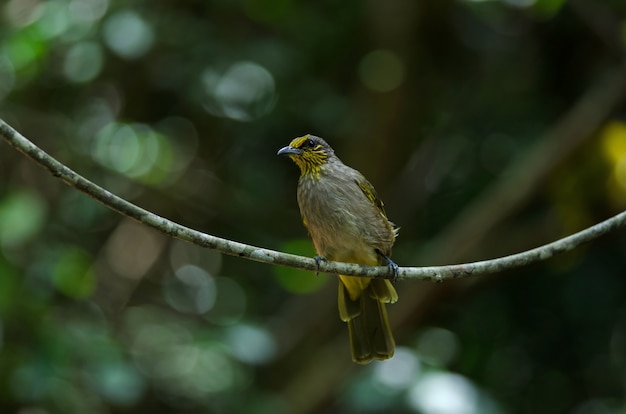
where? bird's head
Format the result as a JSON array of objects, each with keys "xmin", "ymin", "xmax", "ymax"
[{"xmin": 277, "ymin": 134, "xmax": 334, "ymax": 177}]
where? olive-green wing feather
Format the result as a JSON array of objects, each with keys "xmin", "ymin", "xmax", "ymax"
[{"xmin": 355, "ymin": 178, "xmax": 387, "ymax": 218}]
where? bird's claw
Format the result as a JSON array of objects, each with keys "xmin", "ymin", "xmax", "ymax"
[
  {"xmin": 378, "ymin": 251, "xmax": 399, "ymax": 283},
  {"xmin": 388, "ymin": 260, "xmax": 399, "ymax": 283},
  {"xmin": 313, "ymin": 256, "xmax": 327, "ymax": 276}
]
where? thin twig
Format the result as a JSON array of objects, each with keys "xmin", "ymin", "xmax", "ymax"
[{"xmin": 1, "ymin": 118, "xmax": 625, "ymax": 281}]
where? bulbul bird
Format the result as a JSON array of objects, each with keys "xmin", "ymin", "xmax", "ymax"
[{"xmin": 278, "ymin": 134, "xmax": 399, "ymax": 364}]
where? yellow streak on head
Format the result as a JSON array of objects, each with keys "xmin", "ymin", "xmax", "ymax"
[{"xmin": 287, "ymin": 134, "xmax": 329, "ymax": 178}]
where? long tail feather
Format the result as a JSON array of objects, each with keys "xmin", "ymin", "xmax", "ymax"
[{"xmin": 339, "ymin": 276, "xmax": 396, "ymax": 363}]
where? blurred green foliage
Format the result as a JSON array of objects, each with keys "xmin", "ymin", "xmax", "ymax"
[
  {"xmin": 1, "ymin": 0, "xmax": 626, "ymax": 413},
  {"xmin": 273, "ymin": 239, "xmax": 329, "ymax": 294}
]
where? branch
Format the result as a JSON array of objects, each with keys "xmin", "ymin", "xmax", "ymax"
[{"xmin": 1, "ymin": 118, "xmax": 625, "ymax": 281}]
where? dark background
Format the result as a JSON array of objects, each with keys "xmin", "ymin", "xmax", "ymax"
[{"xmin": 1, "ymin": 0, "xmax": 626, "ymax": 413}]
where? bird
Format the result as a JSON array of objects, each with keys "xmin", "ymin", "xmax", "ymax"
[{"xmin": 277, "ymin": 134, "xmax": 399, "ymax": 364}]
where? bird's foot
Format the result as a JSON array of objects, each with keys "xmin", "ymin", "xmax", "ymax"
[
  {"xmin": 377, "ymin": 251, "xmax": 399, "ymax": 282},
  {"xmin": 313, "ymin": 256, "xmax": 327, "ymax": 276}
]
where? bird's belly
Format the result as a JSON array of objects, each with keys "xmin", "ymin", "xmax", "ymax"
[
  {"xmin": 298, "ymin": 180, "xmax": 381, "ymax": 265},
  {"xmin": 306, "ymin": 215, "xmax": 378, "ymax": 265}
]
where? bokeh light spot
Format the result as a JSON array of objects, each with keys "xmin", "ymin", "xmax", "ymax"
[
  {"xmin": 226, "ymin": 324, "xmax": 276, "ymax": 364},
  {"xmin": 93, "ymin": 123, "xmax": 139, "ymax": 173},
  {"xmin": 0, "ymin": 190, "xmax": 46, "ymax": 248},
  {"xmin": 69, "ymin": 0, "xmax": 109, "ymax": 24},
  {"xmin": 164, "ymin": 265, "xmax": 217, "ymax": 315},
  {"xmin": 373, "ymin": 347, "xmax": 421, "ymax": 390},
  {"xmin": 601, "ymin": 121, "xmax": 626, "ymax": 206},
  {"xmin": 173, "ymin": 345, "xmax": 236, "ymax": 395},
  {"xmin": 407, "ymin": 373, "xmax": 481, "ymax": 414},
  {"xmin": 601, "ymin": 121, "xmax": 626, "ymax": 164},
  {"xmin": 52, "ymin": 247, "xmax": 95, "ymax": 298},
  {"xmin": 359, "ymin": 49, "xmax": 405, "ymax": 93},
  {"xmin": 92, "ymin": 122, "xmax": 174, "ymax": 184},
  {"xmin": 103, "ymin": 10, "xmax": 154, "ymax": 59},
  {"xmin": 4, "ymin": 0, "xmax": 42, "ymax": 27},
  {"xmin": 63, "ymin": 41, "xmax": 103, "ymax": 83},
  {"xmin": 202, "ymin": 61, "xmax": 276, "ymax": 121},
  {"xmin": 614, "ymin": 157, "xmax": 626, "ymax": 190},
  {"xmin": 5, "ymin": 30, "xmax": 45, "ymax": 71},
  {"xmin": 104, "ymin": 219, "xmax": 165, "ymax": 279},
  {"xmin": 34, "ymin": 0, "xmax": 71, "ymax": 39},
  {"xmin": 88, "ymin": 362, "xmax": 145, "ymax": 406},
  {"xmin": 415, "ymin": 327, "xmax": 460, "ymax": 367}
]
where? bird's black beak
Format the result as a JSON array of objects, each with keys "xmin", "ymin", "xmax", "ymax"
[{"xmin": 277, "ymin": 146, "xmax": 301, "ymax": 156}]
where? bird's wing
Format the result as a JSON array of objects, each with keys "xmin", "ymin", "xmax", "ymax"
[{"xmin": 355, "ymin": 177, "xmax": 388, "ymax": 218}]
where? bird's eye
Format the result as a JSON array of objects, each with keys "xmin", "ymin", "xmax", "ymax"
[{"xmin": 304, "ymin": 138, "xmax": 315, "ymax": 148}]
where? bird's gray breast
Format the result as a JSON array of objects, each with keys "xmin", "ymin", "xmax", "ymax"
[{"xmin": 296, "ymin": 174, "xmax": 373, "ymax": 259}]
